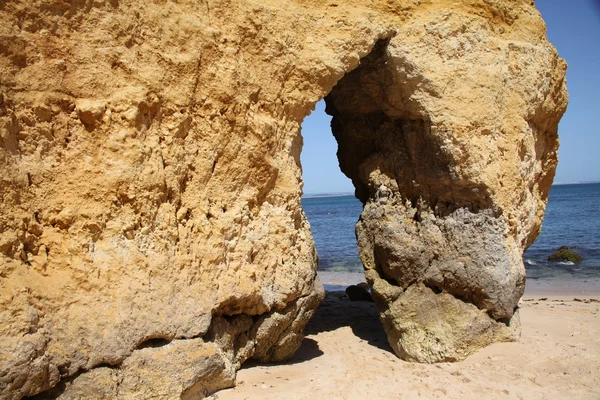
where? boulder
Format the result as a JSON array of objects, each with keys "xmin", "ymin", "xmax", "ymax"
[
  {"xmin": 548, "ymin": 246, "xmax": 583, "ymax": 263},
  {"xmin": 345, "ymin": 284, "xmax": 373, "ymax": 302},
  {"xmin": 0, "ymin": 0, "xmax": 566, "ymax": 398}
]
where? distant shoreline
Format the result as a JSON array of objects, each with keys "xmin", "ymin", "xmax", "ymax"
[
  {"xmin": 303, "ymin": 181, "xmax": 600, "ymax": 198},
  {"xmin": 302, "ymin": 192, "xmax": 354, "ymax": 199},
  {"xmin": 552, "ymin": 181, "xmax": 600, "ymax": 186},
  {"xmin": 317, "ymin": 270, "xmax": 600, "ymax": 296}
]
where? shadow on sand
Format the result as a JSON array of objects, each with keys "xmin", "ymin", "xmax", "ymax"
[
  {"xmin": 240, "ymin": 337, "xmax": 324, "ymax": 370},
  {"xmin": 241, "ymin": 290, "xmax": 393, "ymax": 370},
  {"xmin": 303, "ymin": 290, "xmax": 393, "ymax": 354}
]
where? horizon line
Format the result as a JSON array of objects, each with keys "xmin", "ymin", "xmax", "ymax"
[{"xmin": 302, "ymin": 181, "xmax": 600, "ymax": 198}]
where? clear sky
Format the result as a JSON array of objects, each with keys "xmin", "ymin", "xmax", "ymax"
[{"xmin": 300, "ymin": 0, "xmax": 600, "ymax": 195}]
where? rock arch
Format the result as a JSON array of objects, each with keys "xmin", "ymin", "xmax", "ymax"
[
  {"xmin": 324, "ymin": 36, "xmax": 527, "ymax": 362},
  {"xmin": 0, "ymin": 0, "xmax": 567, "ymax": 398}
]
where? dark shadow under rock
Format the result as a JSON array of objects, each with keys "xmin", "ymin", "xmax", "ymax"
[{"xmin": 304, "ymin": 291, "xmax": 393, "ymax": 354}]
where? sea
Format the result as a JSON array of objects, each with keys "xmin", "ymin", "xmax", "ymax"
[{"xmin": 302, "ymin": 183, "xmax": 600, "ymax": 287}]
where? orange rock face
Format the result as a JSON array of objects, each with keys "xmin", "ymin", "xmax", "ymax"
[{"xmin": 0, "ymin": 0, "xmax": 566, "ymax": 398}]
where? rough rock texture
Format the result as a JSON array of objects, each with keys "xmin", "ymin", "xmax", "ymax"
[
  {"xmin": 0, "ymin": 0, "xmax": 566, "ymax": 398},
  {"xmin": 326, "ymin": 4, "xmax": 567, "ymax": 362}
]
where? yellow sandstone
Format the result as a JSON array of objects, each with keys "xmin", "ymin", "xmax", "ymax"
[{"xmin": 0, "ymin": 0, "xmax": 566, "ymax": 398}]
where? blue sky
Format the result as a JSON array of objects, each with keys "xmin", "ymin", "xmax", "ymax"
[{"xmin": 300, "ymin": 1, "xmax": 600, "ymax": 194}]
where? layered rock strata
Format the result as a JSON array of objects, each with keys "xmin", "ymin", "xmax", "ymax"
[{"xmin": 0, "ymin": 0, "xmax": 566, "ymax": 398}]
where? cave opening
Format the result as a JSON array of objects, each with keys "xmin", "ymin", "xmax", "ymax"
[
  {"xmin": 297, "ymin": 37, "xmax": 408, "ymax": 291},
  {"xmin": 298, "ymin": 36, "xmax": 436, "ymax": 290},
  {"xmin": 300, "ymin": 99, "xmax": 364, "ymax": 280},
  {"xmin": 295, "ymin": 38, "xmax": 405, "ymax": 354},
  {"xmin": 296, "ymin": 35, "xmax": 526, "ymax": 363}
]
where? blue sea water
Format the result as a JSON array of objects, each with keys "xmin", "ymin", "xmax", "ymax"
[
  {"xmin": 302, "ymin": 183, "xmax": 600, "ymax": 281},
  {"xmin": 302, "ymin": 195, "xmax": 364, "ymax": 272},
  {"xmin": 523, "ymin": 183, "xmax": 600, "ymax": 280}
]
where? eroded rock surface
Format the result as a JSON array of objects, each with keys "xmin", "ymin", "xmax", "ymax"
[
  {"xmin": 0, "ymin": 0, "xmax": 566, "ymax": 398},
  {"xmin": 326, "ymin": 4, "xmax": 567, "ymax": 361}
]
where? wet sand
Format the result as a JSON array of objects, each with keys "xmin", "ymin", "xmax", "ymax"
[{"xmin": 215, "ymin": 272, "xmax": 600, "ymax": 400}]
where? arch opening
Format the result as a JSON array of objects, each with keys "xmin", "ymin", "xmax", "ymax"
[
  {"xmin": 300, "ymin": 37, "xmax": 523, "ymax": 363},
  {"xmin": 300, "ymin": 100, "xmax": 363, "ymax": 277}
]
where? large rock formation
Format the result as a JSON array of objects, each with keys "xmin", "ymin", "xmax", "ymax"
[
  {"xmin": 326, "ymin": 9, "xmax": 567, "ymax": 361},
  {"xmin": 0, "ymin": 0, "xmax": 566, "ymax": 398}
]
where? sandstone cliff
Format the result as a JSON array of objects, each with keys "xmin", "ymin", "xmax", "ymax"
[{"xmin": 0, "ymin": 0, "xmax": 566, "ymax": 398}]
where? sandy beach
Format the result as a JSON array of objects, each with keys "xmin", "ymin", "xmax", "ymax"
[{"xmin": 215, "ymin": 272, "xmax": 600, "ymax": 400}]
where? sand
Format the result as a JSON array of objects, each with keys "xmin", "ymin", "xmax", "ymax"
[{"xmin": 215, "ymin": 272, "xmax": 600, "ymax": 400}]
